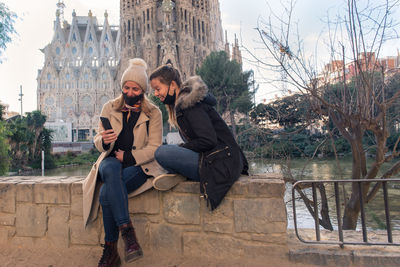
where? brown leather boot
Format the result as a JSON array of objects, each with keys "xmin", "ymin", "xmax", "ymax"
[
  {"xmin": 98, "ymin": 241, "xmax": 121, "ymax": 267},
  {"xmin": 119, "ymin": 222, "xmax": 143, "ymax": 262}
]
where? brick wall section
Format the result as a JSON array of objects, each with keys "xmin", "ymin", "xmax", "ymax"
[{"xmin": 0, "ymin": 173, "xmax": 287, "ymax": 260}]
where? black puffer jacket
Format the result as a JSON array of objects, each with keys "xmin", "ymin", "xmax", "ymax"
[{"xmin": 175, "ymin": 76, "xmax": 248, "ymax": 210}]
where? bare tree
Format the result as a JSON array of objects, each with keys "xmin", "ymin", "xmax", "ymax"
[{"xmin": 251, "ymin": 0, "xmax": 400, "ymax": 229}]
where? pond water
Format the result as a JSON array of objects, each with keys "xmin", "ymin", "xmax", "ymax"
[{"xmin": 11, "ymin": 157, "xmax": 400, "ymax": 231}]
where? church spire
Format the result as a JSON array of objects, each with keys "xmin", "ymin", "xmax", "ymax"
[
  {"xmin": 232, "ymin": 34, "xmax": 242, "ymax": 65},
  {"xmin": 56, "ymin": 0, "xmax": 66, "ymax": 22},
  {"xmin": 224, "ymin": 30, "xmax": 230, "ymax": 58}
]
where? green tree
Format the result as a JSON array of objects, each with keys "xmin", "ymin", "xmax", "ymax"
[
  {"xmin": 197, "ymin": 51, "xmax": 253, "ymax": 139},
  {"xmin": 0, "ymin": 2, "xmax": 17, "ymax": 61},
  {"xmin": 254, "ymin": 0, "xmax": 400, "ymax": 229},
  {"xmin": 6, "ymin": 110, "xmax": 53, "ymax": 171},
  {"xmin": 0, "ymin": 103, "xmax": 9, "ymax": 175}
]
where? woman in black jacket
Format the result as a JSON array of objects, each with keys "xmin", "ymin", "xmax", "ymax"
[{"xmin": 150, "ymin": 65, "xmax": 248, "ymax": 210}]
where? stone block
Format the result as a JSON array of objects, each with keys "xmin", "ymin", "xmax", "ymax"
[
  {"xmin": 34, "ymin": 183, "xmax": 70, "ymax": 204},
  {"xmin": 70, "ymin": 217, "xmax": 99, "ymax": 245},
  {"xmin": 163, "ymin": 193, "xmax": 200, "ymax": 225},
  {"xmin": 48, "ymin": 206, "xmax": 70, "ymax": 247},
  {"xmin": 0, "ymin": 228, "xmax": 8, "ymax": 243},
  {"xmin": 71, "ymin": 193, "xmax": 83, "ymax": 217},
  {"xmin": 71, "ymin": 182, "xmax": 83, "ymax": 195},
  {"xmin": 0, "ymin": 212, "xmax": 15, "ymax": 226},
  {"xmin": 16, "ymin": 204, "xmax": 47, "ymax": 237},
  {"xmin": 172, "ymin": 181, "xmax": 199, "ymax": 194},
  {"xmin": 16, "ymin": 183, "xmax": 33, "ymax": 202},
  {"xmin": 228, "ymin": 177, "xmax": 285, "ymax": 198},
  {"xmin": 131, "ymin": 216, "xmax": 151, "ymax": 250},
  {"xmin": 233, "ymin": 232, "xmax": 288, "ymax": 245},
  {"xmin": 150, "ymin": 224, "xmax": 182, "ymax": 253},
  {"xmin": 129, "ymin": 189, "xmax": 160, "ymax": 214},
  {"xmin": 202, "ymin": 198, "xmax": 234, "ymax": 234},
  {"xmin": 234, "ymin": 199, "xmax": 287, "ymax": 234},
  {"xmin": 183, "ymin": 232, "xmax": 244, "ymax": 259},
  {"xmin": 0, "ymin": 184, "xmax": 15, "ymax": 213}
]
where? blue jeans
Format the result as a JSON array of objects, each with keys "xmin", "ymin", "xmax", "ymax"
[
  {"xmin": 154, "ymin": 145, "xmax": 200, "ymax": 181},
  {"xmin": 98, "ymin": 157, "xmax": 148, "ymax": 242}
]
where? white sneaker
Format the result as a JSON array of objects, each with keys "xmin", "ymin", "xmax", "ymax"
[{"xmin": 153, "ymin": 173, "xmax": 185, "ymax": 191}]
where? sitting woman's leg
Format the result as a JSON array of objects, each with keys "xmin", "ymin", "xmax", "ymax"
[{"xmin": 155, "ymin": 144, "xmax": 200, "ymax": 181}]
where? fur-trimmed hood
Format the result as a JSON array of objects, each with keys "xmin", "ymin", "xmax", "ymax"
[{"xmin": 175, "ymin": 76, "xmax": 216, "ymax": 110}]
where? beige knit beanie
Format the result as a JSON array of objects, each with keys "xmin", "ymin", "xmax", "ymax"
[{"xmin": 120, "ymin": 58, "xmax": 148, "ymax": 91}]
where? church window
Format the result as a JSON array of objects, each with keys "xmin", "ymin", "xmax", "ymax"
[
  {"xmin": 47, "ymin": 73, "xmax": 51, "ymax": 80},
  {"xmin": 64, "ymin": 96, "xmax": 73, "ymax": 106},
  {"xmin": 88, "ymin": 47, "xmax": 93, "ymax": 55},
  {"xmin": 72, "ymin": 47, "xmax": 77, "ymax": 55},
  {"xmin": 84, "ymin": 73, "xmax": 89, "ymax": 80},
  {"xmin": 72, "ymin": 33, "xmax": 76, "ymax": 41},
  {"xmin": 56, "ymin": 47, "xmax": 61, "ymax": 55},
  {"xmin": 105, "ymin": 47, "xmax": 109, "ymax": 55},
  {"xmin": 89, "ymin": 33, "xmax": 93, "ymax": 41},
  {"xmin": 105, "ymin": 34, "xmax": 109, "ymax": 41},
  {"xmin": 66, "ymin": 73, "xmax": 70, "ymax": 80}
]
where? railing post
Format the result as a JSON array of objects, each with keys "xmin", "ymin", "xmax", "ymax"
[
  {"xmin": 334, "ymin": 182, "xmax": 344, "ymax": 248},
  {"xmin": 312, "ymin": 183, "xmax": 320, "ymax": 241},
  {"xmin": 358, "ymin": 182, "xmax": 368, "ymax": 242},
  {"xmin": 382, "ymin": 181, "xmax": 393, "ymax": 243}
]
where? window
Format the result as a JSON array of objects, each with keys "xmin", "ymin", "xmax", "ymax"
[
  {"xmin": 66, "ymin": 73, "xmax": 70, "ymax": 80},
  {"xmin": 47, "ymin": 73, "xmax": 51, "ymax": 80},
  {"xmin": 72, "ymin": 33, "xmax": 76, "ymax": 41},
  {"xmin": 72, "ymin": 47, "xmax": 77, "ymax": 55},
  {"xmin": 88, "ymin": 47, "xmax": 93, "ymax": 55},
  {"xmin": 56, "ymin": 47, "xmax": 61, "ymax": 55}
]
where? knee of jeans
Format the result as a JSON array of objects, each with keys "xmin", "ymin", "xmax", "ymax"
[
  {"xmin": 99, "ymin": 185, "xmax": 108, "ymax": 206},
  {"xmin": 155, "ymin": 145, "xmax": 169, "ymax": 164}
]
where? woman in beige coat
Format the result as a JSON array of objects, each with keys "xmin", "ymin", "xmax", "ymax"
[{"xmin": 82, "ymin": 58, "xmax": 165, "ymax": 267}]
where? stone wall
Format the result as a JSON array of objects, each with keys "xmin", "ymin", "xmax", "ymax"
[{"xmin": 0, "ymin": 174, "xmax": 287, "ymax": 260}]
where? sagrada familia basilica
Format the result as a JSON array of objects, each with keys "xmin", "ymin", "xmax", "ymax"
[{"xmin": 37, "ymin": 0, "xmax": 242, "ymax": 142}]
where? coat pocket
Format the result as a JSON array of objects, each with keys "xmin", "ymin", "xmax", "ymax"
[{"xmin": 205, "ymin": 145, "xmax": 233, "ymax": 184}]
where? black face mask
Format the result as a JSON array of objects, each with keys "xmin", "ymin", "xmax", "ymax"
[
  {"xmin": 162, "ymin": 86, "xmax": 176, "ymax": 105},
  {"xmin": 123, "ymin": 93, "xmax": 143, "ymax": 106}
]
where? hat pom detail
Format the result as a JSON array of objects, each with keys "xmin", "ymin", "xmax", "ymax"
[{"xmin": 128, "ymin": 58, "xmax": 147, "ymax": 70}]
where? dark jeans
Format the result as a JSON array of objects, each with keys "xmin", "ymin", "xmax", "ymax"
[
  {"xmin": 154, "ymin": 144, "xmax": 200, "ymax": 181},
  {"xmin": 98, "ymin": 157, "xmax": 148, "ymax": 242}
]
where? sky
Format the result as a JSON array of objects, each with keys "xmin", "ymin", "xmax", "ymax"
[{"xmin": 1, "ymin": 0, "xmax": 399, "ymax": 114}]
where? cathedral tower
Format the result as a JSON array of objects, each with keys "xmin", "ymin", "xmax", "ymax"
[
  {"xmin": 119, "ymin": 0, "xmax": 224, "ymax": 80},
  {"xmin": 37, "ymin": 6, "xmax": 120, "ymax": 141}
]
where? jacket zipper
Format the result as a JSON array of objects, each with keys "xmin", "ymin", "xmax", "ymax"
[{"xmin": 206, "ymin": 146, "xmax": 229, "ymax": 158}]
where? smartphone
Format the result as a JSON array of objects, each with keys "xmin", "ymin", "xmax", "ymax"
[{"xmin": 100, "ymin": 117, "xmax": 113, "ymax": 130}]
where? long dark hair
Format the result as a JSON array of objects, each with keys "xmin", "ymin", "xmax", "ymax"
[{"xmin": 150, "ymin": 64, "xmax": 182, "ymax": 126}]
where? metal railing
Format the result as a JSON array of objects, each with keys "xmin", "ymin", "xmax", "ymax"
[{"xmin": 292, "ymin": 178, "xmax": 400, "ymax": 247}]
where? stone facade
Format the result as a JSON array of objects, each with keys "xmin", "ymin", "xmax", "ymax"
[
  {"xmin": 119, "ymin": 0, "xmax": 225, "ymax": 80},
  {"xmin": 37, "ymin": 9, "xmax": 120, "ymax": 141},
  {"xmin": 0, "ymin": 174, "xmax": 288, "ymax": 260}
]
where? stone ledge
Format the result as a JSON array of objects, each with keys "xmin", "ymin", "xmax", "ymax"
[{"xmin": 0, "ymin": 174, "xmax": 287, "ymax": 261}]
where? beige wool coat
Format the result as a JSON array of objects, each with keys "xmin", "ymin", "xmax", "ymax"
[{"xmin": 82, "ymin": 96, "xmax": 166, "ymax": 228}]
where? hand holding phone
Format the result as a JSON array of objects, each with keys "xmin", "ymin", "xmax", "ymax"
[
  {"xmin": 100, "ymin": 117, "xmax": 113, "ymax": 130},
  {"xmin": 100, "ymin": 117, "xmax": 117, "ymax": 145}
]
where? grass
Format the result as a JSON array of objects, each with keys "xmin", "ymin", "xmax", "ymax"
[{"xmin": 53, "ymin": 149, "xmax": 100, "ymax": 167}]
